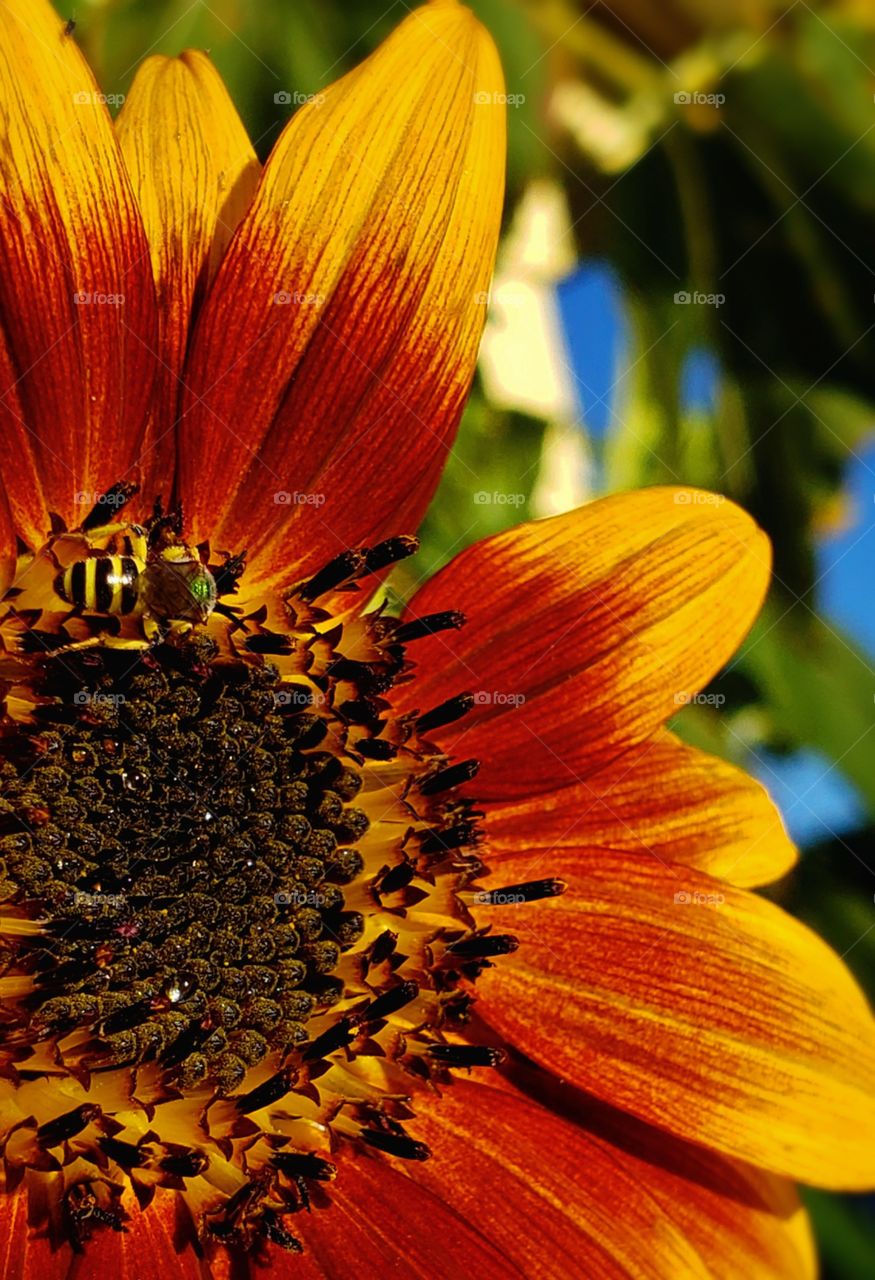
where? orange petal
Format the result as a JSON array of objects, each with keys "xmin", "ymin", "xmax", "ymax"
[
  {"xmin": 474, "ymin": 848, "xmax": 875, "ymax": 1188},
  {"xmin": 395, "ymin": 487, "xmax": 770, "ymax": 801},
  {"xmin": 116, "ymin": 51, "xmax": 260, "ymax": 499},
  {"xmin": 0, "ymin": 0, "xmax": 157, "ymax": 543},
  {"xmin": 462, "ymin": 1072, "xmax": 815, "ymax": 1280},
  {"xmin": 176, "ymin": 1, "xmax": 505, "ymax": 595},
  {"xmin": 485, "ymin": 728, "xmax": 796, "ymax": 887},
  {"xmin": 573, "ymin": 1099, "xmax": 815, "ymax": 1280},
  {"xmin": 290, "ymin": 1147, "xmax": 520, "ymax": 1278}
]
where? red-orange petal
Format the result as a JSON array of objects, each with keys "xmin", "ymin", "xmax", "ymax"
[
  {"xmin": 0, "ymin": 1185, "xmax": 202, "ymax": 1280},
  {"xmin": 289, "ymin": 1147, "xmax": 520, "ymax": 1279},
  {"xmin": 0, "ymin": 1184, "xmax": 45, "ymax": 1280},
  {"xmin": 0, "ymin": 480, "xmax": 16, "ymax": 599},
  {"xmin": 0, "ymin": 325, "xmax": 48, "ymax": 549},
  {"xmin": 411, "ymin": 1081, "xmax": 704, "ymax": 1277},
  {"xmin": 474, "ymin": 848, "xmax": 875, "ymax": 1188},
  {"xmin": 484, "ymin": 728, "xmax": 796, "ymax": 888},
  {"xmin": 116, "ymin": 51, "xmax": 260, "ymax": 499},
  {"xmin": 395, "ymin": 487, "xmax": 771, "ymax": 801},
  {"xmin": 0, "ymin": 0, "xmax": 158, "ymax": 544},
  {"xmin": 0, "ymin": 1094, "xmax": 813, "ymax": 1277},
  {"xmin": 176, "ymin": 1, "xmax": 505, "ymax": 598}
]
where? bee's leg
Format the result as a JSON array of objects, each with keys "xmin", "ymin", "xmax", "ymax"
[
  {"xmin": 42, "ymin": 635, "xmax": 102, "ymax": 657},
  {"xmin": 76, "ymin": 520, "xmax": 140, "ymax": 542},
  {"xmin": 47, "ymin": 633, "xmax": 150, "ymax": 657},
  {"xmin": 128, "ymin": 528, "xmax": 149, "ymax": 562},
  {"xmin": 18, "ymin": 625, "xmax": 84, "ymax": 656},
  {"xmin": 81, "ymin": 482, "xmax": 139, "ymax": 532},
  {"xmin": 146, "ymin": 500, "xmax": 184, "ymax": 548},
  {"xmin": 143, "ymin": 615, "xmax": 164, "ymax": 645},
  {"xmin": 74, "ymin": 522, "xmax": 149, "ymax": 561},
  {"xmin": 160, "ymin": 619, "xmax": 195, "ymax": 645}
]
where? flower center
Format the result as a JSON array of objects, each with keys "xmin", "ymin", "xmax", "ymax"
[
  {"xmin": 0, "ymin": 497, "xmax": 564, "ymax": 1257},
  {"xmin": 2, "ymin": 646, "xmax": 369, "ymax": 1094}
]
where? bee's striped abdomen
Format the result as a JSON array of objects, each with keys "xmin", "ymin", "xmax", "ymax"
[{"xmin": 54, "ymin": 556, "xmax": 142, "ymax": 616}]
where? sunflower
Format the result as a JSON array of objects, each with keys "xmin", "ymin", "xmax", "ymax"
[{"xmin": 0, "ymin": 0, "xmax": 872, "ymax": 1276}]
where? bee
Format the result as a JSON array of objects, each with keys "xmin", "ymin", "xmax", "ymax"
[
  {"xmin": 47, "ymin": 485, "xmax": 243, "ymax": 649},
  {"xmin": 54, "ymin": 522, "xmax": 217, "ymax": 629}
]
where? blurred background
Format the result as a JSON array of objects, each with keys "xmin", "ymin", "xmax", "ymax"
[{"xmin": 61, "ymin": 0, "xmax": 875, "ymax": 1271}]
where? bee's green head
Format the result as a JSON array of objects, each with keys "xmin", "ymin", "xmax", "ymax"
[
  {"xmin": 143, "ymin": 555, "xmax": 218, "ymax": 624},
  {"xmin": 188, "ymin": 571, "xmax": 215, "ymax": 611}
]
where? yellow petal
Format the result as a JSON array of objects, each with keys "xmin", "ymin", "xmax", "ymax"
[
  {"xmin": 176, "ymin": 0, "xmax": 505, "ymax": 596},
  {"xmin": 116, "ymin": 51, "xmax": 260, "ymax": 497}
]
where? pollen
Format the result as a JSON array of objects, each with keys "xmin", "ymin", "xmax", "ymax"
[{"xmin": 0, "ymin": 512, "xmax": 557, "ymax": 1258}]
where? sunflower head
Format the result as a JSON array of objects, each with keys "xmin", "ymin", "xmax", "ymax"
[
  {"xmin": 0, "ymin": 515, "xmax": 529, "ymax": 1254},
  {"xmin": 1, "ymin": 0, "xmax": 874, "ymax": 1275}
]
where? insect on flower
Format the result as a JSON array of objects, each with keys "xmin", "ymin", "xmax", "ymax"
[{"xmin": 48, "ymin": 484, "xmax": 240, "ymax": 650}]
